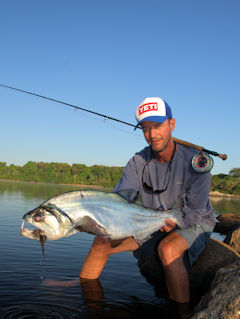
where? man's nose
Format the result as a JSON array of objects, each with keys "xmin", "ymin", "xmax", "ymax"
[{"xmin": 149, "ymin": 127, "xmax": 159, "ymax": 138}]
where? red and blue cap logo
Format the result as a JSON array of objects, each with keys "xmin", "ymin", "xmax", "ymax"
[{"xmin": 135, "ymin": 97, "xmax": 172, "ymax": 129}]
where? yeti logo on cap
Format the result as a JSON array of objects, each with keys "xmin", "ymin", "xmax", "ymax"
[
  {"xmin": 135, "ymin": 97, "xmax": 172, "ymax": 128},
  {"xmin": 138, "ymin": 102, "xmax": 158, "ymax": 116}
]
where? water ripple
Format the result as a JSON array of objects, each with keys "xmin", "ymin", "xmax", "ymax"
[{"xmin": 0, "ymin": 302, "xmax": 82, "ymax": 319}]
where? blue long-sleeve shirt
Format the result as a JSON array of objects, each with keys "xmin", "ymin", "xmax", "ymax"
[{"xmin": 113, "ymin": 143, "xmax": 216, "ymax": 228}]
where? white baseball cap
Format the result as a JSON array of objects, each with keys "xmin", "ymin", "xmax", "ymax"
[{"xmin": 134, "ymin": 97, "xmax": 172, "ymax": 129}]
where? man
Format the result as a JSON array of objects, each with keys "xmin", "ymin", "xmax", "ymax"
[{"xmin": 80, "ymin": 97, "xmax": 216, "ymax": 317}]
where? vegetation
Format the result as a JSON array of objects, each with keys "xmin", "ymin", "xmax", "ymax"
[
  {"xmin": 0, "ymin": 161, "xmax": 240, "ymax": 195},
  {"xmin": 0, "ymin": 161, "xmax": 124, "ymax": 188},
  {"xmin": 211, "ymin": 168, "xmax": 240, "ymax": 195}
]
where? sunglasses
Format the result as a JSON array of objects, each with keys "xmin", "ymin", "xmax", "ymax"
[{"xmin": 142, "ymin": 142, "xmax": 176, "ymax": 194}]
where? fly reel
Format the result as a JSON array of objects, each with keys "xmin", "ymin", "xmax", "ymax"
[{"xmin": 192, "ymin": 152, "xmax": 214, "ymax": 173}]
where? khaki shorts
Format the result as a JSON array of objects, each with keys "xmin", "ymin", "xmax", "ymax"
[{"xmin": 133, "ymin": 223, "xmax": 214, "ymax": 271}]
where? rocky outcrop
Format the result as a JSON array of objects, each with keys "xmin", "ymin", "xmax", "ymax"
[
  {"xmin": 224, "ymin": 226, "xmax": 240, "ymax": 254},
  {"xmin": 189, "ymin": 232, "xmax": 240, "ymax": 319},
  {"xmin": 217, "ymin": 213, "xmax": 240, "ymax": 224},
  {"xmin": 214, "ymin": 213, "xmax": 240, "ymax": 234},
  {"xmin": 190, "ymin": 260, "xmax": 240, "ymax": 319},
  {"xmin": 189, "ymin": 239, "xmax": 240, "ymax": 291}
]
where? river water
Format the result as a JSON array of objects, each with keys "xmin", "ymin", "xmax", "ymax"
[{"xmin": 0, "ymin": 181, "xmax": 239, "ymax": 318}]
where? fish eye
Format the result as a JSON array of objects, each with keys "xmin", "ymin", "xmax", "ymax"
[
  {"xmin": 33, "ymin": 211, "xmax": 45, "ymax": 222},
  {"xmin": 35, "ymin": 212, "xmax": 44, "ymax": 217}
]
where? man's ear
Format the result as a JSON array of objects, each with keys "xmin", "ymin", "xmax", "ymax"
[{"xmin": 169, "ymin": 118, "xmax": 176, "ymax": 132}]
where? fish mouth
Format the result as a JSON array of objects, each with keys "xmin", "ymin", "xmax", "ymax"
[
  {"xmin": 21, "ymin": 220, "xmax": 47, "ymax": 242},
  {"xmin": 21, "ymin": 204, "xmax": 73, "ymax": 241}
]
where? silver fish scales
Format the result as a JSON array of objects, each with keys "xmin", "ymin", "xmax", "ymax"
[{"xmin": 21, "ymin": 190, "xmax": 185, "ymax": 245}]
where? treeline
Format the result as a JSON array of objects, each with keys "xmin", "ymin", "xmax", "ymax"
[
  {"xmin": 0, "ymin": 161, "xmax": 240, "ymax": 195},
  {"xmin": 211, "ymin": 168, "xmax": 240, "ymax": 195},
  {"xmin": 0, "ymin": 161, "xmax": 124, "ymax": 188}
]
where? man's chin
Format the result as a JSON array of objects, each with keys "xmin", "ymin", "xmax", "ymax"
[
  {"xmin": 150, "ymin": 137, "xmax": 172, "ymax": 153},
  {"xmin": 150, "ymin": 143, "xmax": 165, "ymax": 153}
]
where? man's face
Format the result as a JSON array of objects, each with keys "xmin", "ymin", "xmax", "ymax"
[{"xmin": 141, "ymin": 119, "xmax": 175, "ymax": 153}]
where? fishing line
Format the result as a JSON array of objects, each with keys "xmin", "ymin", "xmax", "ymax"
[
  {"xmin": 0, "ymin": 83, "xmax": 227, "ymax": 161},
  {"xmin": 0, "ymin": 83, "xmax": 136, "ymax": 129},
  {"xmin": 69, "ymin": 105, "xmax": 142, "ymax": 137},
  {"xmin": 40, "ymin": 255, "xmax": 45, "ymax": 281}
]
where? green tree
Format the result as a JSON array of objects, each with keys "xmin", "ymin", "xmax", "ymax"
[
  {"xmin": 229, "ymin": 168, "xmax": 240, "ymax": 178},
  {"xmin": 0, "ymin": 162, "xmax": 7, "ymax": 178},
  {"xmin": 21, "ymin": 161, "xmax": 40, "ymax": 182}
]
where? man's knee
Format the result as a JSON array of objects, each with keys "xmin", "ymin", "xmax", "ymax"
[
  {"xmin": 157, "ymin": 234, "xmax": 188, "ymax": 265},
  {"xmin": 157, "ymin": 239, "xmax": 175, "ymax": 265}
]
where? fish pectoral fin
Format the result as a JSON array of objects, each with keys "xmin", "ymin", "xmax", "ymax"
[{"xmin": 74, "ymin": 216, "xmax": 109, "ymax": 236}]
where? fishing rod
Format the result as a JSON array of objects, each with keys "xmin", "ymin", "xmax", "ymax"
[
  {"xmin": 0, "ymin": 83, "xmax": 227, "ymax": 161},
  {"xmin": 0, "ymin": 83, "xmax": 135, "ymax": 129},
  {"xmin": 173, "ymin": 138, "xmax": 227, "ymax": 161}
]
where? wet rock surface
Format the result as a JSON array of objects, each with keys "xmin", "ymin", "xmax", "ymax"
[
  {"xmin": 224, "ymin": 226, "xmax": 240, "ymax": 254},
  {"xmin": 190, "ymin": 218, "xmax": 240, "ymax": 319},
  {"xmin": 189, "ymin": 239, "xmax": 240, "ymax": 290},
  {"xmin": 190, "ymin": 260, "xmax": 240, "ymax": 319},
  {"xmin": 214, "ymin": 213, "xmax": 240, "ymax": 234}
]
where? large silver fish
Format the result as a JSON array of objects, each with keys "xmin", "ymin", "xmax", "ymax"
[{"xmin": 21, "ymin": 190, "xmax": 186, "ymax": 245}]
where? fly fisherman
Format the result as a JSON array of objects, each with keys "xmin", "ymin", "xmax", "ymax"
[{"xmin": 80, "ymin": 97, "xmax": 216, "ymax": 318}]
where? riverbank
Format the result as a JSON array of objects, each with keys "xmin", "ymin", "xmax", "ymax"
[
  {"xmin": 209, "ymin": 191, "xmax": 240, "ymax": 199},
  {"xmin": 1, "ymin": 179, "xmax": 240, "ymax": 198},
  {"xmin": 0, "ymin": 179, "xmax": 104, "ymax": 189}
]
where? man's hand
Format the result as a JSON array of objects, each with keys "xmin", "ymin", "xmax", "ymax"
[{"xmin": 159, "ymin": 218, "xmax": 176, "ymax": 233}]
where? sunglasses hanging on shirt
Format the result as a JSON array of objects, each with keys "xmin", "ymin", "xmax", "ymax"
[{"xmin": 142, "ymin": 142, "xmax": 176, "ymax": 194}]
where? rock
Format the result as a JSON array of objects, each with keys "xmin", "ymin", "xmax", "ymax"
[
  {"xmin": 189, "ymin": 238, "xmax": 240, "ymax": 308},
  {"xmin": 224, "ymin": 226, "xmax": 240, "ymax": 254},
  {"xmin": 190, "ymin": 260, "xmax": 240, "ymax": 319},
  {"xmin": 214, "ymin": 214, "xmax": 240, "ymax": 234},
  {"xmin": 218, "ymin": 214, "xmax": 240, "ymax": 224},
  {"xmin": 136, "ymin": 238, "xmax": 240, "ymax": 307},
  {"xmin": 189, "ymin": 239, "xmax": 240, "ymax": 291}
]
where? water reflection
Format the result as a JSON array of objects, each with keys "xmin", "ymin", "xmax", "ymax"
[
  {"xmin": 0, "ymin": 303, "xmax": 82, "ymax": 319},
  {"xmin": 210, "ymin": 196, "xmax": 240, "ymax": 215},
  {"xmin": 41, "ymin": 277, "xmax": 167, "ymax": 319},
  {"xmin": 0, "ymin": 180, "xmax": 110, "ymax": 201},
  {"xmin": 42, "ymin": 278, "xmax": 105, "ymax": 312}
]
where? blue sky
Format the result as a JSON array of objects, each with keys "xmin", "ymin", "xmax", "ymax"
[{"xmin": 0, "ymin": 0, "xmax": 239, "ymax": 175}]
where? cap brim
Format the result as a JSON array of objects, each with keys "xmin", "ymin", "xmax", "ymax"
[{"xmin": 134, "ymin": 115, "xmax": 169, "ymax": 131}]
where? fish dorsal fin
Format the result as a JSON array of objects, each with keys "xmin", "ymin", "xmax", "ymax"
[{"xmin": 74, "ymin": 216, "xmax": 109, "ymax": 236}]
